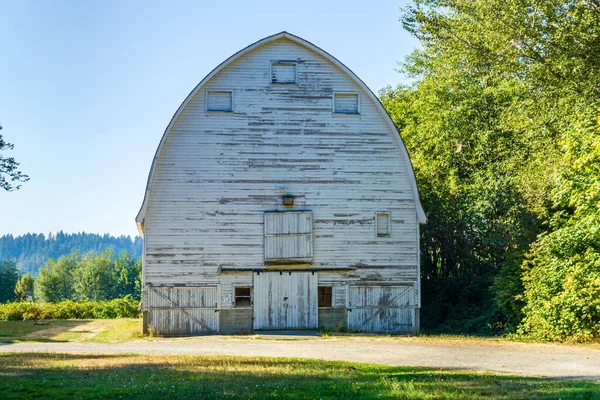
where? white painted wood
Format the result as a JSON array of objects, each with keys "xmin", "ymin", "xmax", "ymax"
[
  {"xmin": 333, "ymin": 93, "xmax": 359, "ymax": 114},
  {"xmin": 219, "ymin": 271, "xmax": 253, "ymax": 309},
  {"xmin": 376, "ymin": 212, "xmax": 390, "ymax": 237},
  {"xmin": 147, "ymin": 287, "xmax": 219, "ymax": 334},
  {"xmin": 253, "ymin": 271, "xmax": 317, "ymax": 329},
  {"xmin": 206, "ymin": 90, "xmax": 232, "ymax": 112},
  {"xmin": 271, "ymin": 62, "xmax": 296, "ymax": 84},
  {"xmin": 135, "ymin": 32, "xmax": 426, "ymax": 227},
  {"xmin": 347, "ymin": 285, "xmax": 415, "ymax": 333},
  {"xmin": 137, "ymin": 32, "xmax": 426, "ymax": 334},
  {"xmin": 264, "ymin": 211, "xmax": 312, "ymax": 261}
]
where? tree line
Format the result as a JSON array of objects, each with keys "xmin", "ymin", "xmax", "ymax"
[
  {"xmin": 0, "ymin": 232, "xmax": 142, "ymax": 275},
  {"xmin": 0, "ymin": 250, "xmax": 141, "ymax": 304},
  {"xmin": 380, "ymin": 0, "xmax": 599, "ymax": 341}
]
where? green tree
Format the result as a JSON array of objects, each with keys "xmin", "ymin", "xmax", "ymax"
[
  {"xmin": 387, "ymin": 0, "xmax": 600, "ymax": 334},
  {"xmin": 0, "ymin": 260, "xmax": 19, "ymax": 303},
  {"xmin": 114, "ymin": 251, "xmax": 142, "ymax": 300},
  {"xmin": 34, "ymin": 252, "xmax": 78, "ymax": 302},
  {"xmin": 73, "ymin": 249, "xmax": 117, "ymax": 301},
  {"xmin": 14, "ymin": 273, "xmax": 35, "ymax": 301},
  {"xmin": 518, "ymin": 116, "xmax": 600, "ymax": 341},
  {"xmin": 0, "ymin": 124, "xmax": 29, "ymax": 191}
]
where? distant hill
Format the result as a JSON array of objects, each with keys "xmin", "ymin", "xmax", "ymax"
[{"xmin": 0, "ymin": 232, "xmax": 143, "ymax": 275}]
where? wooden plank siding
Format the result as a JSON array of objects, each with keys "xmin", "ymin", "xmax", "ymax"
[
  {"xmin": 139, "ymin": 33, "xmax": 423, "ymax": 334},
  {"xmin": 145, "ymin": 38, "xmax": 418, "ymax": 282},
  {"xmin": 253, "ymin": 271, "xmax": 318, "ymax": 330}
]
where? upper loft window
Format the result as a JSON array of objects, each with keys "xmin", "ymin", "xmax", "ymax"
[
  {"xmin": 271, "ymin": 62, "xmax": 297, "ymax": 84},
  {"xmin": 333, "ymin": 93, "xmax": 359, "ymax": 115},
  {"xmin": 206, "ymin": 90, "xmax": 233, "ymax": 112},
  {"xmin": 376, "ymin": 212, "xmax": 391, "ymax": 237}
]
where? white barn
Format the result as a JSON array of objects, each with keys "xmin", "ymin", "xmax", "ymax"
[{"xmin": 136, "ymin": 32, "xmax": 426, "ymax": 335}]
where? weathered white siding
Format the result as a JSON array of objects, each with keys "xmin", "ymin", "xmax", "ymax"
[
  {"xmin": 264, "ymin": 211, "xmax": 313, "ymax": 261},
  {"xmin": 138, "ymin": 32, "xmax": 424, "ymax": 334},
  {"xmin": 143, "ymin": 37, "xmax": 419, "ymax": 284},
  {"xmin": 347, "ymin": 285, "xmax": 415, "ymax": 333},
  {"xmin": 146, "ymin": 287, "xmax": 220, "ymax": 334},
  {"xmin": 218, "ymin": 271, "xmax": 253, "ymax": 309},
  {"xmin": 253, "ymin": 271, "xmax": 317, "ymax": 329}
]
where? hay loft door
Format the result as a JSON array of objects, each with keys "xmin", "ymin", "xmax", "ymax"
[
  {"xmin": 264, "ymin": 211, "xmax": 313, "ymax": 264},
  {"xmin": 253, "ymin": 271, "xmax": 318, "ymax": 330}
]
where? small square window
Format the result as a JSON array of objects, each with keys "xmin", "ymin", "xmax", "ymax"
[
  {"xmin": 333, "ymin": 93, "xmax": 359, "ymax": 114},
  {"xmin": 318, "ymin": 286, "xmax": 332, "ymax": 307},
  {"xmin": 234, "ymin": 287, "xmax": 252, "ymax": 307},
  {"xmin": 271, "ymin": 62, "xmax": 296, "ymax": 84},
  {"xmin": 207, "ymin": 90, "xmax": 232, "ymax": 112},
  {"xmin": 376, "ymin": 212, "xmax": 390, "ymax": 237}
]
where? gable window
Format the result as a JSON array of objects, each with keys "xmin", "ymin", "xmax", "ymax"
[
  {"xmin": 206, "ymin": 90, "xmax": 233, "ymax": 112},
  {"xmin": 318, "ymin": 286, "xmax": 333, "ymax": 307},
  {"xmin": 264, "ymin": 211, "xmax": 313, "ymax": 262},
  {"xmin": 234, "ymin": 287, "xmax": 252, "ymax": 307},
  {"xmin": 333, "ymin": 93, "xmax": 359, "ymax": 114},
  {"xmin": 376, "ymin": 212, "xmax": 390, "ymax": 237},
  {"xmin": 271, "ymin": 62, "xmax": 296, "ymax": 84}
]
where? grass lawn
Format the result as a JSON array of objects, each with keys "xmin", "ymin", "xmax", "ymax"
[
  {"xmin": 0, "ymin": 353, "xmax": 597, "ymax": 400},
  {"xmin": 0, "ymin": 319, "xmax": 141, "ymax": 343}
]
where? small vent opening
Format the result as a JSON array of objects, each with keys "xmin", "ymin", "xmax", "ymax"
[
  {"xmin": 207, "ymin": 90, "xmax": 232, "ymax": 112},
  {"xmin": 271, "ymin": 62, "xmax": 296, "ymax": 84},
  {"xmin": 333, "ymin": 93, "xmax": 359, "ymax": 114},
  {"xmin": 376, "ymin": 212, "xmax": 390, "ymax": 237}
]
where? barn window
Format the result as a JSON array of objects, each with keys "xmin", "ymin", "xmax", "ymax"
[
  {"xmin": 234, "ymin": 287, "xmax": 252, "ymax": 307},
  {"xmin": 318, "ymin": 286, "xmax": 333, "ymax": 307},
  {"xmin": 376, "ymin": 212, "xmax": 390, "ymax": 237},
  {"xmin": 333, "ymin": 93, "xmax": 359, "ymax": 114},
  {"xmin": 264, "ymin": 211, "xmax": 313, "ymax": 262},
  {"xmin": 206, "ymin": 90, "xmax": 233, "ymax": 112},
  {"xmin": 271, "ymin": 62, "xmax": 296, "ymax": 84}
]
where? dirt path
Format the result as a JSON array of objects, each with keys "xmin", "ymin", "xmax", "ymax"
[{"xmin": 1, "ymin": 336, "xmax": 599, "ymax": 380}]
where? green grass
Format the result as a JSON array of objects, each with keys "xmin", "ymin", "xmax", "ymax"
[
  {"xmin": 0, "ymin": 319, "xmax": 141, "ymax": 343},
  {"xmin": 0, "ymin": 353, "xmax": 597, "ymax": 399}
]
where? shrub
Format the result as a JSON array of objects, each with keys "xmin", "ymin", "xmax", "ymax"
[{"xmin": 0, "ymin": 297, "xmax": 139, "ymax": 321}]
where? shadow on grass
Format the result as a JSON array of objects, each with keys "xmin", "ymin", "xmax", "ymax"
[
  {"xmin": 0, "ymin": 353, "xmax": 597, "ymax": 400},
  {"xmin": 0, "ymin": 320, "xmax": 95, "ymax": 343}
]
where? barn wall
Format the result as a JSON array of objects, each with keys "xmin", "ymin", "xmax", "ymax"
[
  {"xmin": 218, "ymin": 271, "xmax": 253, "ymax": 309},
  {"xmin": 318, "ymin": 309, "xmax": 347, "ymax": 330},
  {"xmin": 144, "ymin": 38, "xmax": 419, "ymax": 289},
  {"xmin": 219, "ymin": 309, "xmax": 253, "ymax": 334}
]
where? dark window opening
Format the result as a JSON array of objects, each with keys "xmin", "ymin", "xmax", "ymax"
[
  {"xmin": 376, "ymin": 212, "xmax": 390, "ymax": 237},
  {"xmin": 235, "ymin": 287, "xmax": 252, "ymax": 307},
  {"xmin": 318, "ymin": 286, "xmax": 332, "ymax": 307}
]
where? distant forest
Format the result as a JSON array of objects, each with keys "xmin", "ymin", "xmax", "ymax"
[{"xmin": 0, "ymin": 232, "xmax": 143, "ymax": 275}]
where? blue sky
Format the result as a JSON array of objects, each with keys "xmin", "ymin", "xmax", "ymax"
[{"xmin": 0, "ymin": 0, "xmax": 419, "ymax": 238}]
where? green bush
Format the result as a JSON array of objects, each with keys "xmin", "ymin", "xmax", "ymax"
[{"xmin": 0, "ymin": 296, "xmax": 139, "ymax": 321}]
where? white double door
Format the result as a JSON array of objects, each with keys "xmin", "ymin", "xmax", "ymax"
[{"xmin": 253, "ymin": 271, "xmax": 318, "ymax": 330}]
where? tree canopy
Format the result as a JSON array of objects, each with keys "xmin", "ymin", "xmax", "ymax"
[
  {"xmin": 0, "ymin": 124, "xmax": 29, "ymax": 191},
  {"xmin": 381, "ymin": 0, "xmax": 600, "ymax": 339}
]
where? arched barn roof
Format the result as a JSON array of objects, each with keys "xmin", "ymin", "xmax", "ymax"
[{"xmin": 136, "ymin": 31, "xmax": 426, "ymax": 234}]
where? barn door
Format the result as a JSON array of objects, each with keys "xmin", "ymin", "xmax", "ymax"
[
  {"xmin": 253, "ymin": 272, "xmax": 317, "ymax": 330},
  {"xmin": 264, "ymin": 211, "xmax": 313, "ymax": 263},
  {"xmin": 147, "ymin": 286, "xmax": 219, "ymax": 335},
  {"xmin": 347, "ymin": 286, "xmax": 415, "ymax": 333}
]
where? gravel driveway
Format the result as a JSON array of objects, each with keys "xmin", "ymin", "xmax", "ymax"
[{"xmin": 1, "ymin": 336, "xmax": 599, "ymax": 381}]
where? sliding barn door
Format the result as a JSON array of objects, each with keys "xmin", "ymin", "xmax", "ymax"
[
  {"xmin": 146, "ymin": 286, "xmax": 219, "ymax": 335},
  {"xmin": 253, "ymin": 272, "xmax": 317, "ymax": 330},
  {"xmin": 347, "ymin": 286, "xmax": 415, "ymax": 333}
]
